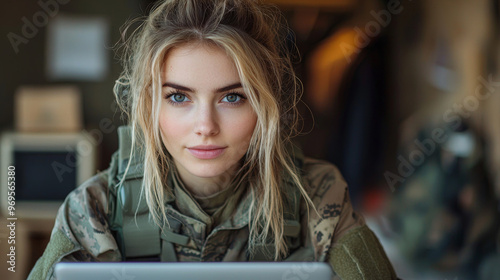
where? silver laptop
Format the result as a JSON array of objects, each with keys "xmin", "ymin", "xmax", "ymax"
[{"xmin": 55, "ymin": 262, "xmax": 333, "ymax": 280}]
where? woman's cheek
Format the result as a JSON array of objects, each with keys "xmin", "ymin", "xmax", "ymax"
[
  {"xmin": 159, "ymin": 110, "xmax": 184, "ymax": 140},
  {"xmin": 226, "ymin": 111, "xmax": 257, "ymax": 144}
]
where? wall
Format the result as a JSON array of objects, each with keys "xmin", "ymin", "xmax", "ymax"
[{"xmin": 0, "ymin": 0, "xmax": 150, "ymax": 171}]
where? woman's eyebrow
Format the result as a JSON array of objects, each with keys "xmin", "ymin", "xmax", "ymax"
[
  {"xmin": 215, "ymin": 83, "xmax": 242, "ymax": 93},
  {"xmin": 162, "ymin": 82, "xmax": 194, "ymax": 92},
  {"xmin": 162, "ymin": 82, "xmax": 242, "ymax": 93}
]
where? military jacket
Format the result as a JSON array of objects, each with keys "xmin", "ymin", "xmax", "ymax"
[{"xmin": 28, "ymin": 140, "xmax": 396, "ymax": 279}]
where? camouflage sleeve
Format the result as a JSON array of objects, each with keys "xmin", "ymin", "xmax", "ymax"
[
  {"xmin": 302, "ymin": 158, "xmax": 396, "ymax": 279},
  {"xmin": 331, "ymin": 189, "xmax": 365, "ymax": 244},
  {"xmin": 303, "ymin": 158, "xmax": 364, "ymax": 261},
  {"xmin": 27, "ymin": 171, "xmax": 122, "ymax": 280},
  {"xmin": 325, "ymin": 171, "xmax": 397, "ymax": 279}
]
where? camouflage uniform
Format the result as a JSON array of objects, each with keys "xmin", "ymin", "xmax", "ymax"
[{"xmin": 28, "ymin": 127, "xmax": 396, "ymax": 280}]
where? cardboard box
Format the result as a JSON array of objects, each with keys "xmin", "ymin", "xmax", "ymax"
[{"xmin": 15, "ymin": 86, "xmax": 82, "ymax": 132}]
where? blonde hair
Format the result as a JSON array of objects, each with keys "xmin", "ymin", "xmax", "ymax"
[{"xmin": 114, "ymin": 0, "xmax": 313, "ymax": 260}]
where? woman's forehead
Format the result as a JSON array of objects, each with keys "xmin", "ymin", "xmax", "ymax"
[{"xmin": 161, "ymin": 43, "xmax": 242, "ymax": 90}]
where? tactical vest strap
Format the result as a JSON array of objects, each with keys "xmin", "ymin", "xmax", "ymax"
[
  {"xmin": 159, "ymin": 216, "xmax": 191, "ymax": 262},
  {"xmin": 284, "ymin": 220, "xmax": 301, "ymax": 238},
  {"xmin": 119, "ymin": 175, "xmax": 161, "ymax": 258},
  {"xmin": 122, "ymin": 213, "xmax": 161, "ymax": 257},
  {"xmin": 161, "ymin": 240, "xmax": 177, "ymax": 262},
  {"xmin": 119, "ymin": 174, "xmax": 187, "ymax": 262},
  {"xmin": 162, "ymin": 231, "xmax": 190, "ymax": 246},
  {"xmin": 249, "ymin": 220, "xmax": 301, "ymax": 261},
  {"xmin": 109, "ymin": 126, "xmax": 162, "ymax": 260}
]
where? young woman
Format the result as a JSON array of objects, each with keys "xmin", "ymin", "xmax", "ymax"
[{"xmin": 29, "ymin": 0, "xmax": 396, "ymax": 279}]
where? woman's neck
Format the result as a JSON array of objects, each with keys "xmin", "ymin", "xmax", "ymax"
[{"xmin": 174, "ymin": 163, "xmax": 239, "ymax": 197}]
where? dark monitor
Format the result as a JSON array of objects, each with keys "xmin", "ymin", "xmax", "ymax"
[{"xmin": 1, "ymin": 132, "xmax": 96, "ymax": 219}]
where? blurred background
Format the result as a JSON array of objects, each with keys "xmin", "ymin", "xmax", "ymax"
[{"xmin": 1, "ymin": 0, "xmax": 500, "ymax": 279}]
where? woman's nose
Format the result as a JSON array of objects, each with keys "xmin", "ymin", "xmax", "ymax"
[{"xmin": 193, "ymin": 105, "xmax": 220, "ymax": 137}]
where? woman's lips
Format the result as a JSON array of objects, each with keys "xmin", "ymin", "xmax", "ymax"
[{"xmin": 187, "ymin": 146, "xmax": 226, "ymax": 159}]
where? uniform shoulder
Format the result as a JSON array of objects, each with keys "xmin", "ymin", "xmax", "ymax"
[
  {"xmin": 298, "ymin": 157, "xmax": 354, "ymax": 261},
  {"xmin": 54, "ymin": 169, "xmax": 120, "ymax": 260},
  {"xmin": 55, "ymin": 170, "xmax": 113, "ymax": 243},
  {"xmin": 301, "ymin": 157, "xmax": 348, "ymax": 201},
  {"xmin": 65, "ymin": 170, "xmax": 111, "ymax": 207}
]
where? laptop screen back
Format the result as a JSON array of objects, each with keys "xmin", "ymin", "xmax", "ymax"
[{"xmin": 55, "ymin": 262, "xmax": 333, "ymax": 280}]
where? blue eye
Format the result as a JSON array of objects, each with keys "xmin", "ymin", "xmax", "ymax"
[
  {"xmin": 222, "ymin": 93, "xmax": 243, "ymax": 103},
  {"xmin": 165, "ymin": 92, "xmax": 190, "ymax": 105},
  {"xmin": 172, "ymin": 94, "xmax": 186, "ymax": 102}
]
